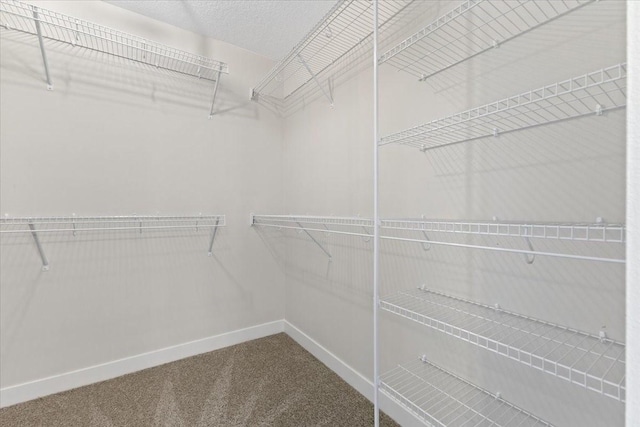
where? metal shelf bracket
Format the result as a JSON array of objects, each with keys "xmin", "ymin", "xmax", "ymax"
[
  {"xmin": 295, "ymin": 221, "xmax": 332, "ymax": 261},
  {"xmin": 28, "ymin": 223, "xmax": 49, "ymax": 271},
  {"xmin": 297, "ymin": 54, "xmax": 334, "ymax": 107},
  {"xmin": 32, "ymin": 6, "xmax": 53, "ymax": 90},
  {"xmin": 207, "ymin": 217, "xmax": 221, "ymax": 256},
  {"xmin": 208, "ymin": 68, "xmax": 223, "ymax": 119}
]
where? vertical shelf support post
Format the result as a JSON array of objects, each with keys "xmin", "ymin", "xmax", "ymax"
[
  {"xmin": 28, "ymin": 223, "xmax": 49, "ymax": 271},
  {"xmin": 32, "ymin": 6, "xmax": 53, "ymax": 90},
  {"xmin": 373, "ymin": 0, "xmax": 380, "ymax": 425},
  {"xmin": 297, "ymin": 54, "xmax": 334, "ymax": 106},
  {"xmin": 207, "ymin": 217, "xmax": 221, "ymax": 256}
]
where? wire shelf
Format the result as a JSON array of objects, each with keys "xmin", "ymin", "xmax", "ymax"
[
  {"xmin": 251, "ymin": 0, "xmax": 412, "ymax": 115},
  {"xmin": 0, "ymin": 215, "xmax": 226, "ymax": 234},
  {"xmin": 379, "ymin": 0, "xmax": 594, "ymax": 80},
  {"xmin": 252, "ymin": 214, "xmax": 373, "ymax": 229},
  {"xmin": 381, "ymin": 219, "xmax": 625, "ymax": 244},
  {"xmin": 251, "ymin": 214, "xmax": 625, "ymax": 263},
  {"xmin": 381, "ymin": 287, "xmax": 626, "ymax": 402},
  {"xmin": 380, "ymin": 63, "xmax": 627, "ymax": 150},
  {"xmin": 0, "ymin": 0, "xmax": 228, "ymax": 81},
  {"xmin": 380, "ymin": 356, "xmax": 553, "ymax": 427}
]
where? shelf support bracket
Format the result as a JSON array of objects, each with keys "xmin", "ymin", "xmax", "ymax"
[
  {"xmin": 297, "ymin": 54, "xmax": 334, "ymax": 107},
  {"xmin": 208, "ymin": 68, "xmax": 223, "ymax": 119},
  {"xmin": 28, "ymin": 223, "xmax": 50, "ymax": 271},
  {"xmin": 32, "ymin": 6, "xmax": 53, "ymax": 90},
  {"xmin": 295, "ymin": 221, "xmax": 332, "ymax": 261},
  {"xmin": 523, "ymin": 227, "xmax": 535, "ymax": 264},
  {"xmin": 207, "ymin": 218, "xmax": 221, "ymax": 256}
]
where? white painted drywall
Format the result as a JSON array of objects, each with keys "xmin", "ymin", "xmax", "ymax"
[
  {"xmin": 627, "ymin": 1, "xmax": 639, "ymax": 425},
  {"xmin": 278, "ymin": 1, "xmax": 627, "ymax": 426},
  {"xmin": 0, "ymin": 0, "xmax": 285, "ymax": 391}
]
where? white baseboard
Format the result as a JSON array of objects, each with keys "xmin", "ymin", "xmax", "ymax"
[
  {"xmin": 0, "ymin": 320, "xmax": 285, "ymax": 408},
  {"xmin": 284, "ymin": 321, "xmax": 424, "ymax": 427}
]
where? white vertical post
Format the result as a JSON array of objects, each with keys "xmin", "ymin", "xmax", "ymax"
[
  {"xmin": 626, "ymin": 2, "xmax": 639, "ymax": 426},
  {"xmin": 373, "ymin": 0, "xmax": 380, "ymax": 426}
]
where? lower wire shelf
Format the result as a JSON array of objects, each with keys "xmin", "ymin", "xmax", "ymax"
[
  {"xmin": 380, "ymin": 357, "xmax": 552, "ymax": 427},
  {"xmin": 380, "ymin": 287, "xmax": 625, "ymax": 402}
]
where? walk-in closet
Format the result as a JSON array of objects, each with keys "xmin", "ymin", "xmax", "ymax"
[{"xmin": 1, "ymin": 1, "xmax": 638, "ymax": 426}]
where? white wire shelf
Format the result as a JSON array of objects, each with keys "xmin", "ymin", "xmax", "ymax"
[
  {"xmin": 0, "ymin": 0, "xmax": 227, "ymax": 116},
  {"xmin": 379, "ymin": 0, "xmax": 594, "ymax": 80},
  {"xmin": 380, "ymin": 63, "xmax": 627, "ymax": 150},
  {"xmin": 382, "ymin": 218, "xmax": 625, "ymax": 243},
  {"xmin": 381, "ymin": 287, "xmax": 626, "ymax": 402},
  {"xmin": 380, "ymin": 356, "xmax": 553, "ymax": 427},
  {"xmin": 250, "ymin": 0, "xmax": 412, "ymax": 116},
  {"xmin": 251, "ymin": 215, "xmax": 625, "ymax": 264},
  {"xmin": 0, "ymin": 215, "xmax": 226, "ymax": 233},
  {"xmin": 0, "ymin": 214, "xmax": 226, "ymax": 270}
]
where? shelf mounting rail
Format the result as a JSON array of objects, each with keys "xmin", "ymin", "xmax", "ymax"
[{"xmin": 0, "ymin": 0, "xmax": 228, "ymax": 117}]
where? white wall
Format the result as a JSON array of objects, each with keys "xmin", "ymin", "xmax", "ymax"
[
  {"xmin": 280, "ymin": 1, "xmax": 627, "ymax": 426},
  {"xmin": 0, "ymin": 0, "xmax": 285, "ymax": 392}
]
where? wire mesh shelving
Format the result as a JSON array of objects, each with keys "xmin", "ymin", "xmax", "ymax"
[
  {"xmin": 0, "ymin": 214, "xmax": 226, "ymax": 270},
  {"xmin": 250, "ymin": 0, "xmax": 413, "ymax": 116},
  {"xmin": 251, "ymin": 215, "xmax": 625, "ymax": 264},
  {"xmin": 380, "ymin": 63, "xmax": 627, "ymax": 150},
  {"xmin": 378, "ymin": 0, "xmax": 594, "ymax": 80},
  {"xmin": 0, "ymin": 0, "xmax": 228, "ymax": 116},
  {"xmin": 381, "ymin": 287, "xmax": 626, "ymax": 402},
  {"xmin": 380, "ymin": 356, "xmax": 554, "ymax": 427}
]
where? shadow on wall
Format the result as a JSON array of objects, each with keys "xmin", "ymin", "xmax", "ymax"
[
  {"xmin": 0, "ymin": 30, "xmax": 258, "ymax": 120},
  {"xmin": 0, "ymin": 227, "xmax": 233, "ymax": 353}
]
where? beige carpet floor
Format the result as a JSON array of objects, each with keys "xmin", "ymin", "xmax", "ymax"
[{"xmin": 0, "ymin": 333, "xmax": 399, "ymax": 426}]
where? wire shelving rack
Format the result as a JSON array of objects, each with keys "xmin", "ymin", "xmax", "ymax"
[
  {"xmin": 380, "ymin": 356, "xmax": 553, "ymax": 427},
  {"xmin": 0, "ymin": 214, "xmax": 226, "ymax": 270},
  {"xmin": 250, "ymin": 0, "xmax": 413, "ymax": 116},
  {"xmin": 381, "ymin": 287, "xmax": 626, "ymax": 402},
  {"xmin": 0, "ymin": 0, "xmax": 228, "ymax": 117},
  {"xmin": 251, "ymin": 215, "xmax": 625, "ymax": 264},
  {"xmin": 380, "ymin": 63, "xmax": 627, "ymax": 150},
  {"xmin": 378, "ymin": 0, "xmax": 594, "ymax": 81}
]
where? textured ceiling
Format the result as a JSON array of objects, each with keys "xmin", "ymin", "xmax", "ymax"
[{"xmin": 103, "ymin": 0, "xmax": 337, "ymax": 60}]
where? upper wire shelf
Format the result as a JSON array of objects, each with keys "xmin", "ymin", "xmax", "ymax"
[
  {"xmin": 380, "ymin": 63, "xmax": 627, "ymax": 150},
  {"xmin": 0, "ymin": 214, "xmax": 226, "ymax": 270},
  {"xmin": 0, "ymin": 0, "xmax": 228, "ymax": 80},
  {"xmin": 381, "ymin": 287, "xmax": 626, "ymax": 403},
  {"xmin": 0, "ymin": 0, "xmax": 228, "ymax": 117},
  {"xmin": 379, "ymin": 0, "xmax": 594, "ymax": 80},
  {"xmin": 380, "ymin": 356, "xmax": 553, "ymax": 427},
  {"xmin": 250, "ymin": 0, "xmax": 412, "ymax": 116}
]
